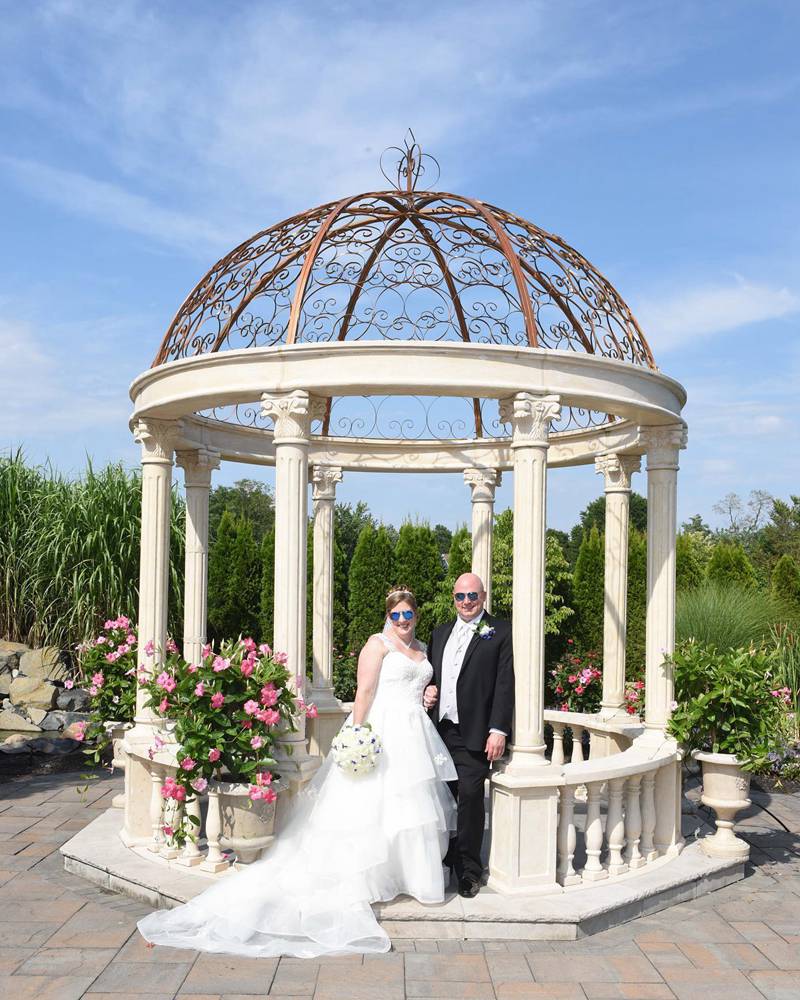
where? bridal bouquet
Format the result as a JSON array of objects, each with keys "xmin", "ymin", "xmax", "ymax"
[{"xmin": 331, "ymin": 723, "xmax": 383, "ymax": 776}]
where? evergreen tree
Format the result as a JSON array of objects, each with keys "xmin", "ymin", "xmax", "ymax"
[
  {"xmin": 347, "ymin": 525, "xmax": 396, "ymax": 649},
  {"xmin": 231, "ymin": 517, "xmax": 261, "ymax": 640},
  {"xmin": 207, "ymin": 510, "xmax": 238, "ymax": 643},
  {"xmin": 332, "ymin": 537, "xmax": 349, "ymax": 653},
  {"xmin": 676, "ymin": 531, "xmax": 704, "ymax": 592},
  {"xmin": 573, "ymin": 525, "xmax": 605, "ymax": 654},
  {"xmin": 626, "ymin": 527, "xmax": 647, "ymax": 681},
  {"xmin": 208, "ymin": 480, "xmax": 274, "ymax": 545},
  {"xmin": 544, "ymin": 534, "xmax": 574, "ymax": 665},
  {"xmin": 706, "ymin": 540, "xmax": 758, "ymax": 590},
  {"xmin": 259, "ymin": 527, "xmax": 276, "ymax": 645},
  {"xmin": 393, "ymin": 523, "xmax": 445, "ymax": 640},
  {"xmin": 771, "ymin": 554, "xmax": 800, "ymax": 613},
  {"xmin": 433, "ymin": 523, "xmax": 453, "ymax": 553},
  {"xmin": 491, "ymin": 509, "xmax": 514, "ymax": 619},
  {"xmin": 431, "ymin": 526, "xmax": 471, "ymax": 626},
  {"xmin": 567, "ymin": 493, "xmax": 647, "ymax": 565}
]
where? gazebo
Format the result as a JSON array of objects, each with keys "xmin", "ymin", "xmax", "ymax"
[{"xmin": 63, "ymin": 139, "xmax": 743, "ymax": 932}]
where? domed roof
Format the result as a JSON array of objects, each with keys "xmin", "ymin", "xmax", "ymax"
[{"xmin": 154, "ymin": 138, "xmax": 654, "ymax": 372}]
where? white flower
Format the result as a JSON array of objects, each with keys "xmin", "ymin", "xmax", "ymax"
[{"xmin": 331, "ymin": 723, "xmax": 383, "ymax": 776}]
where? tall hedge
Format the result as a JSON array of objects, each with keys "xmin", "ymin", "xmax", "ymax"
[
  {"xmin": 207, "ymin": 513, "xmax": 260, "ymax": 642},
  {"xmin": 676, "ymin": 531, "xmax": 705, "ymax": 592},
  {"xmin": 431, "ymin": 525, "xmax": 471, "ymax": 625},
  {"xmin": 258, "ymin": 527, "xmax": 276, "ymax": 645},
  {"xmin": 393, "ymin": 522, "xmax": 445, "ymax": 639},
  {"xmin": 347, "ymin": 525, "xmax": 396, "ymax": 649},
  {"xmin": 626, "ymin": 527, "xmax": 647, "ymax": 680},
  {"xmin": 706, "ymin": 541, "xmax": 758, "ymax": 590},
  {"xmin": 573, "ymin": 525, "xmax": 604, "ymax": 654},
  {"xmin": 771, "ymin": 554, "xmax": 800, "ymax": 614}
]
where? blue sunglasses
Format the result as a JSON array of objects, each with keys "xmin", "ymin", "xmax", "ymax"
[{"xmin": 389, "ymin": 610, "xmax": 415, "ymax": 621}]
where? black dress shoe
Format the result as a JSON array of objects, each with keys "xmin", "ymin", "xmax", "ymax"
[{"xmin": 458, "ymin": 876, "xmax": 480, "ymax": 899}]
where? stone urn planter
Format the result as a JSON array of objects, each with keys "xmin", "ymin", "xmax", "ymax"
[
  {"xmin": 691, "ymin": 750, "xmax": 751, "ymax": 861},
  {"xmin": 104, "ymin": 721, "xmax": 134, "ymax": 808},
  {"xmin": 214, "ymin": 779, "xmax": 283, "ymax": 865}
]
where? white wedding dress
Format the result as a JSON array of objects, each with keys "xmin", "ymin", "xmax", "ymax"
[{"xmin": 137, "ymin": 636, "xmax": 457, "ymax": 957}]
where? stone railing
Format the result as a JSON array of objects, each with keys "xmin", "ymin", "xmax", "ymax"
[{"xmin": 544, "ymin": 709, "xmax": 643, "ymax": 764}]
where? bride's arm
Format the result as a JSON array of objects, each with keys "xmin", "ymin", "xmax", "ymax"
[{"xmin": 351, "ymin": 635, "xmax": 385, "ymax": 726}]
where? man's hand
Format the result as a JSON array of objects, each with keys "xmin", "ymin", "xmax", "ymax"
[
  {"xmin": 484, "ymin": 732, "xmax": 506, "ymax": 762},
  {"xmin": 423, "ymin": 685, "xmax": 438, "ymax": 710}
]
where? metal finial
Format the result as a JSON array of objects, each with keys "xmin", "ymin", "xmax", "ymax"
[{"xmin": 380, "ymin": 130, "xmax": 440, "ymax": 192}]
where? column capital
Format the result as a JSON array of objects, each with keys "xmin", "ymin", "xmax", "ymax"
[
  {"xmin": 260, "ymin": 390, "xmax": 325, "ymax": 441},
  {"xmin": 464, "ymin": 467, "xmax": 501, "ymax": 502},
  {"xmin": 175, "ymin": 447, "xmax": 222, "ymax": 486},
  {"xmin": 594, "ymin": 453, "xmax": 641, "ymax": 493},
  {"xmin": 133, "ymin": 418, "xmax": 182, "ymax": 464},
  {"xmin": 641, "ymin": 423, "xmax": 688, "ymax": 471},
  {"xmin": 312, "ymin": 465, "xmax": 343, "ymax": 502},
  {"xmin": 499, "ymin": 393, "xmax": 561, "ymax": 445}
]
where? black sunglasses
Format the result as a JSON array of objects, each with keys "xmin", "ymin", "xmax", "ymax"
[
  {"xmin": 389, "ymin": 610, "xmax": 415, "ymax": 621},
  {"xmin": 454, "ymin": 591, "xmax": 480, "ymax": 602}
]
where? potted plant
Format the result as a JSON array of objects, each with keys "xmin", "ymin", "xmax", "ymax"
[
  {"xmin": 139, "ymin": 636, "xmax": 314, "ymax": 862},
  {"xmin": 667, "ymin": 640, "xmax": 785, "ymax": 860}
]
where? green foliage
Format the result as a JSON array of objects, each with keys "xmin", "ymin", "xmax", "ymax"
[
  {"xmin": 666, "ymin": 641, "xmax": 785, "ymax": 766},
  {"xmin": 0, "ymin": 453, "xmax": 184, "ymax": 649},
  {"xmin": 544, "ymin": 533, "xmax": 574, "ymax": 665},
  {"xmin": 573, "ymin": 525, "xmax": 604, "ymax": 653},
  {"xmin": 626, "ymin": 528, "xmax": 647, "ymax": 680},
  {"xmin": 347, "ymin": 525, "xmax": 395, "ymax": 649},
  {"xmin": 259, "ymin": 528, "xmax": 275, "ymax": 645},
  {"xmin": 208, "ymin": 514, "xmax": 261, "ymax": 643},
  {"xmin": 332, "ymin": 537, "xmax": 349, "ymax": 655},
  {"xmin": 771, "ymin": 625, "xmax": 800, "ymax": 740},
  {"xmin": 771, "ymin": 554, "xmax": 800, "ymax": 613},
  {"xmin": 491, "ymin": 509, "xmax": 514, "ymax": 619},
  {"xmin": 567, "ymin": 492, "xmax": 647, "ymax": 564},
  {"xmin": 333, "ymin": 653, "xmax": 358, "ymax": 702},
  {"xmin": 433, "ymin": 524, "xmax": 453, "ymax": 553},
  {"xmin": 208, "ymin": 479, "xmax": 274, "ymax": 545},
  {"xmin": 676, "ymin": 583, "xmax": 787, "ymax": 652},
  {"xmin": 393, "ymin": 522, "xmax": 445, "ymax": 639},
  {"xmin": 547, "ymin": 645, "xmax": 602, "ymax": 712},
  {"xmin": 676, "ymin": 530, "xmax": 712, "ymax": 592},
  {"xmin": 706, "ymin": 540, "xmax": 758, "ymax": 590},
  {"xmin": 431, "ymin": 526, "xmax": 471, "ymax": 626}
]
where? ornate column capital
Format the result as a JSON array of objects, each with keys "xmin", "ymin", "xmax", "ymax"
[
  {"xmin": 260, "ymin": 390, "xmax": 325, "ymax": 441},
  {"xmin": 499, "ymin": 393, "xmax": 561, "ymax": 446},
  {"xmin": 464, "ymin": 467, "xmax": 501, "ymax": 502},
  {"xmin": 312, "ymin": 465, "xmax": 343, "ymax": 503},
  {"xmin": 594, "ymin": 453, "xmax": 641, "ymax": 493},
  {"xmin": 641, "ymin": 423, "xmax": 688, "ymax": 471},
  {"xmin": 133, "ymin": 418, "xmax": 182, "ymax": 464},
  {"xmin": 175, "ymin": 447, "xmax": 222, "ymax": 487}
]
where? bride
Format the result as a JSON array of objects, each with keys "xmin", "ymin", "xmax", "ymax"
[{"xmin": 137, "ymin": 586, "xmax": 457, "ymax": 957}]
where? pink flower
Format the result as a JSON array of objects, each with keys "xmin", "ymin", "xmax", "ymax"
[
  {"xmin": 104, "ymin": 619, "xmax": 115, "ymax": 630},
  {"xmin": 73, "ymin": 721, "xmax": 87, "ymax": 742},
  {"xmin": 248, "ymin": 787, "xmax": 263, "ymax": 801},
  {"xmin": 242, "ymin": 637, "xmax": 257, "ymax": 652},
  {"xmin": 242, "ymin": 720, "xmax": 253, "ymax": 729},
  {"xmin": 208, "ymin": 748, "xmax": 221, "ymax": 762},
  {"xmin": 244, "ymin": 699, "xmax": 260, "ymax": 715},
  {"xmin": 575, "ymin": 685, "xmax": 585, "ymax": 695},
  {"xmin": 144, "ymin": 640, "xmax": 155, "ymax": 656},
  {"xmin": 210, "ymin": 692, "xmax": 225, "ymax": 709},
  {"xmin": 105, "ymin": 651, "xmax": 120, "ymax": 663},
  {"xmin": 194, "ymin": 682, "xmax": 205, "ymax": 697},
  {"xmin": 212, "ymin": 656, "xmax": 230, "ymax": 673},
  {"xmin": 240, "ymin": 660, "xmax": 254, "ymax": 678},
  {"xmin": 126, "ymin": 633, "xmax": 137, "ymax": 645},
  {"xmin": 174, "ymin": 785, "xmax": 186, "ymax": 802},
  {"xmin": 161, "ymin": 777, "xmax": 178, "ymax": 798},
  {"xmin": 180, "ymin": 757, "xmax": 196, "ymax": 771},
  {"xmin": 166, "ymin": 638, "xmax": 179, "ymax": 654},
  {"xmin": 255, "ymin": 770, "xmax": 272, "ymax": 786},
  {"xmin": 560, "ymin": 703, "xmax": 569, "ymax": 712},
  {"xmin": 202, "ymin": 643, "xmax": 213, "ymax": 659},
  {"xmin": 161, "ymin": 824, "xmax": 174, "ymax": 837},
  {"xmin": 157, "ymin": 673, "xmax": 176, "ymax": 693},
  {"xmin": 158, "ymin": 698, "xmax": 169, "ymax": 713},
  {"xmin": 190, "ymin": 777, "xmax": 208, "ymax": 793},
  {"xmin": 567, "ymin": 639, "xmax": 574, "ymax": 645},
  {"xmin": 64, "ymin": 679, "xmax": 74, "ymax": 690},
  {"xmin": 257, "ymin": 708, "xmax": 280, "ymax": 726},
  {"xmin": 89, "ymin": 685, "xmax": 98, "ymax": 696},
  {"xmin": 274, "ymin": 651, "xmax": 288, "ymax": 665},
  {"xmin": 260, "ymin": 684, "xmax": 278, "ymax": 707},
  {"xmin": 95, "ymin": 635, "xmax": 107, "ymax": 646},
  {"xmin": 117, "ymin": 615, "xmax": 130, "ymax": 628},
  {"xmin": 250, "ymin": 735, "xmax": 263, "ymax": 749},
  {"xmin": 306, "ymin": 703, "xmax": 318, "ymax": 719},
  {"xmin": 258, "ymin": 643, "xmax": 272, "ymax": 656},
  {"xmin": 186, "ymin": 663, "xmax": 198, "ymax": 673},
  {"xmin": 555, "ymin": 685, "xmax": 563, "ymax": 694},
  {"xmin": 567, "ymin": 675, "xmax": 576, "ymax": 684}
]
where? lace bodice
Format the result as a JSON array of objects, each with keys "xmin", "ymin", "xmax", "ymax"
[{"xmin": 372, "ymin": 636, "xmax": 432, "ymax": 706}]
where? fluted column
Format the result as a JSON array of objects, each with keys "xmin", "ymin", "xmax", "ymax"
[
  {"xmin": 464, "ymin": 468, "xmax": 500, "ymax": 611},
  {"xmin": 643, "ymin": 424, "xmax": 687, "ymax": 733},
  {"xmin": 595, "ymin": 453, "xmax": 641, "ymax": 719},
  {"xmin": 261, "ymin": 390, "xmax": 324, "ymax": 783},
  {"xmin": 308, "ymin": 465, "xmax": 347, "ymax": 757},
  {"xmin": 175, "ymin": 447, "xmax": 221, "ymax": 665}
]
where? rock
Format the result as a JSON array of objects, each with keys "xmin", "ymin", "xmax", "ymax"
[
  {"xmin": 0, "ymin": 733, "xmax": 34, "ymax": 753},
  {"xmin": 0, "ymin": 707, "xmax": 41, "ymax": 732},
  {"xmin": 0, "ymin": 650, "xmax": 20, "ymax": 673},
  {"xmin": 56, "ymin": 688, "xmax": 91, "ymax": 712},
  {"xmin": 40, "ymin": 710, "xmax": 91, "ymax": 732},
  {"xmin": 0, "ymin": 640, "xmax": 29, "ymax": 653},
  {"xmin": 0, "ymin": 673, "xmax": 11, "ymax": 696},
  {"xmin": 18, "ymin": 647, "xmax": 69, "ymax": 683},
  {"xmin": 25, "ymin": 707, "xmax": 48, "ymax": 726},
  {"xmin": 9, "ymin": 676, "xmax": 58, "ymax": 710}
]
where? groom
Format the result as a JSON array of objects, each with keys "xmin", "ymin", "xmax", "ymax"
[{"xmin": 424, "ymin": 573, "xmax": 514, "ymax": 898}]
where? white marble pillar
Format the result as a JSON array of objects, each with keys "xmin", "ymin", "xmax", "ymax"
[
  {"xmin": 643, "ymin": 425, "xmax": 687, "ymax": 733},
  {"xmin": 464, "ymin": 468, "xmax": 500, "ymax": 611},
  {"xmin": 595, "ymin": 453, "xmax": 641, "ymax": 719},
  {"xmin": 122, "ymin": 417, "xmax": 178, "ymax": 846},
  {"xmin": 308, "ymin": 465, "xmax": 347, "ymax": 757},
  {"xmin": 175, "ymin": 447, "xmax": 221, "ymax": 665},
  {"xmin": 261, "ymin": 390, "xmax": 324, "ymax": 785},
  {"xmin": 488, "ymin": 393, "xmax": 561, "ymax": 896}
]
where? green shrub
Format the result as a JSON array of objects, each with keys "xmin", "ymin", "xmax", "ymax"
[
  {"xmin": 706, "ymin": 541, "xmax": 758, "ymax": 589},
  {"xmin": 347, "ymin": 525, "xmax": 395, "ymax": 649},
  {"xmin": 333, "ymin": 653, "xmax": 359, "ymax": 702},
  {"xmin": 573, "ymin": 526, "xmax": 604, "ymax": 653},
  {"xmin": 626, "ymin": 528, "xmax": 647, "ymax": 680},
  {"xmin": 676, "ymin": 583, "xmax": 786, "ymax": 651},
  {"xmin": 771, "ymin": 554, "xmax": 800, "ymax": 614}
]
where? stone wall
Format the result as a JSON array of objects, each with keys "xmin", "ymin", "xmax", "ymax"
[{"xmin": 0, "ymin": 641, "xmax": 89, "ymax": 742}]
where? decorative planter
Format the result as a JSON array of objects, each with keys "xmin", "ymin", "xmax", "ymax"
[
  {"xmin": 691, "ymin": 750, "xmax": 751, "ymax": 861},
  {"xmin": 214, "ymin": 779, "xmax": 282, "ymax": 865}
]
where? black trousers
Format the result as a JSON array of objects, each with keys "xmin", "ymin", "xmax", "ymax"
[{"xmin": 438, "ymin": 719, "xmax": 489, "ymax": 882}]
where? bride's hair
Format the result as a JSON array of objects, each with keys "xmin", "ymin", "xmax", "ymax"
[{"xmin": 385, "ymin": 586, "xmax": 417, "ymax": 613}]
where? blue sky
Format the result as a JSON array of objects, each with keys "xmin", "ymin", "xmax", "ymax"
[{"xmin": 1, "ymin": 0, "xmax": 798, "ymax": 532}]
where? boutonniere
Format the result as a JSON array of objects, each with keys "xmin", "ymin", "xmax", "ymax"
[{"xmin": 472, "ymin": 621, "xmax": 495, "ymax": 640}]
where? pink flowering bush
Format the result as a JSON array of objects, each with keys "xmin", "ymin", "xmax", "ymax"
[
  {"xmin": 547, "ymin": 642, "xmax": 603, "ymax": 713},
  {"xmin": 624, "ymin": 679, "xmax": 646, "ymax": 716}
]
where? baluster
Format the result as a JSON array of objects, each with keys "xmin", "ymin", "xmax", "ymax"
[
  {"xmin": 147, "ymin": 767, "xmax": 164, "ymax": 853},
  {"xmin": 582, "ymin": 782, "xmax": 608, "ymax": 881},
  {"xmin": 178, "ymin": 794, "xmax": 204, "ymax": 867},
  {"xmin": 571, "ymin": 727, "xmax": 585, "ymax": 763},
  {"xmin": 160, "ymin": 798, "xmax": 183, "ymax": 860},
  {"xmin": 640, "ymin": 772, "xmax": 658, "ymax": 862},
  {"xmin": 556, "ymin": 786, "xmax": 580, "ymax": 885},
  {"xmin": 624, "ymin": 773, "xmax": 645, "ymax": 869},
  {"xmin": 606, "ymin": 777, "xmax": 628, "ymax": 876},
  {"xmin": 201, "ymin": 785, "xmax": 229, "ymax": 873},
  {"xmin": 551, "ymin": 723, "xmax": 565, "ymax": 765}
]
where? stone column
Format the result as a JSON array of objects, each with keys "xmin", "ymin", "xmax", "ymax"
[
  {"xmin": 122, "ymin": 417, "xmax": 178, "ymax": 847},
  {"xmin": 261, "ymin": 390, "xmax": 324, "ymax": 786},
  {"xmin": 488, "ymin": 393, "xmax": 561, "ymax": 895},
  {"xmin": 175, "ymin": 447, "xmax": 221, "ymax": 665},
  {"xmin": 595, "ymin": 453, "xmax": 641, "ymax": 719},
  {"xmin": 464, "ymin": 468, "xmax": 500, "ymax": 611},
  {"xmin": 308, "ymin": 465, "xmax": 347, "ymax": 757},
  {"xmin": 643, "ymin": 425, "xmax": 687, "ymax": 734}
]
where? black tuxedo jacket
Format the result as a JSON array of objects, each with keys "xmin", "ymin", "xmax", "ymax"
[{"xmin": 427, "ymin": 613, "xmax": 514, "ymax": 752}]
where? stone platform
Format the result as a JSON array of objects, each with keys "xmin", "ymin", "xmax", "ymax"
[{"xmin": 61, "ymin": 806, "xmax": 745, "ymax": 941}]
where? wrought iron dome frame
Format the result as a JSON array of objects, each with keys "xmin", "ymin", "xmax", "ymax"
[{"xmin": 151, "ymin": 137, "xmax": 656, "ymax": 442}]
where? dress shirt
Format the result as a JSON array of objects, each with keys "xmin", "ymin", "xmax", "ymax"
[{"xmin": 438, "ymin": 613, "xmax": 483, "ymax": 725}]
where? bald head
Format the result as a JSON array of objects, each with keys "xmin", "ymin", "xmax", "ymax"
[{"xmin": 453, "ymin": 573, "xmax": 486, "ymax": 622}]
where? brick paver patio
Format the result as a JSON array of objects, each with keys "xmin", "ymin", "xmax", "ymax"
[{"xmin": 0, "ymin": 767, "xmax": 798, "ymax": 999}]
